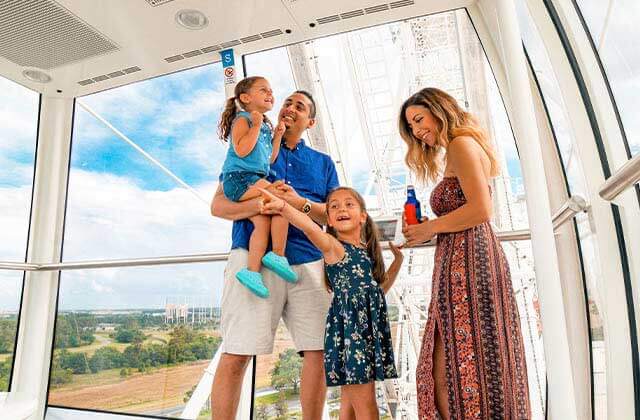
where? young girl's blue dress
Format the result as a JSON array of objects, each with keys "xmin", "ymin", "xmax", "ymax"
[{"xmin": 324, "ymin": 242, "xmax": 398, "ymax": 386}]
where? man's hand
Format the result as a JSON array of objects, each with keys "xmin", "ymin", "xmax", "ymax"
[
  {"xmin": 271, "ymin": 182, "xmax": 304, "ymax": 210},
  {"xmin": 258, "ymin": 188, "xmax": 286, "ymax": 215}
]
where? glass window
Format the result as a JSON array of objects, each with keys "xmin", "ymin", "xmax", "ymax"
[
  {"xmin": 246, "ymin": 8, "xmax": 545, "ymax": 418},
  {"xmin": 574, "ymin": 0, "xmax": 640, "ymax": 157},
  {"xmin": 0, "ymin": 76, "xmax": 39, "ymax": 391},
  {"xmin": 48, "ymin": 63, "xmax": 229, "ymax": 418},
  {"xmin": 516, "ymin": 1, "xmax": 607, "ymax": 418}
]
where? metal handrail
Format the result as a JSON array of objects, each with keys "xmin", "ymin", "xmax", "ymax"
[
  {"xmin": 0, "ymin": 195, "xmax": 588, "ymax": 272},
  {"xmin": 599, "ymin": 154, "xmax": 640, "ymax": 201}
]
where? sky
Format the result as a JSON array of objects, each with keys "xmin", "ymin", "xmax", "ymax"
[{"xmin": 2, "ymin": 7, "xmax": 636, "ymax": 312}]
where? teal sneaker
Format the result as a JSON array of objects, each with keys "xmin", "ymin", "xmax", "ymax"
[
  {"xmin": 236, "ymin": 269, "xmax": 269, "ymax": 298},
  {"xmin": 262, "ymin": 252, "xmax": 298, "ymax": 283}
]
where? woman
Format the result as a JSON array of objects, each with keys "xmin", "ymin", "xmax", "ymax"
[{"xmin": 399, "ymin": 87, "xmax": 530, "ymax": 419}]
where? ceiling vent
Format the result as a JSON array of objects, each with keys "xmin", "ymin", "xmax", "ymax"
[
  {"xmin": 144, "ymin": 0, "xmax": 177, "ymax": 6},
  {"xmin": 164, "ymin": 29, "xmax": 284, "ymax": 64},
  {"xmin": 316, "ymin": 1, "xmax": 414, "ymax": 25},
  {"xmin": 0, "ymin": 0, "xmax": 119, "ymax": 70},
  {"xmin": 78, "ymin": 66, "xmax": 141, "ymax": 86}
]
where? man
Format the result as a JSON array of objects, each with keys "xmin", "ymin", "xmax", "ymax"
[{"xmin": 210, "ymin": 90, "xmax": 339, "ymax": 419}]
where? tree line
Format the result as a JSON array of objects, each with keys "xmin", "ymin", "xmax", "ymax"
[{"xmin": 51, "ymin": 325, "xmax": 220, "ymax": 387}]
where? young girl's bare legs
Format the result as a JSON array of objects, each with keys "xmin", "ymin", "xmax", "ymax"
[
  {"xmin": 270, "ymin": 214, "xmax": 289, "ymax": 256},
  {"xmin": 340, "ymin": 383, "xmax": 378, "ymax": 420},
  {"xmin": 247, "ymin": 214, "xmax": 270, "ymax": 272},
  {"xmin": 338, "ymin": 397, "xmax": 356, "ymax": 420}
]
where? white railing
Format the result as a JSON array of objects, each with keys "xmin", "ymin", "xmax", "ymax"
[{"xmin": 599, "ymin": 154, "xmax": 640, "ymax": 202}]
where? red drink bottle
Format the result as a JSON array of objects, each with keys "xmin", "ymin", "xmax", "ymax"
[{"xmin": 404, "ymin": 185, "xmax": 420, "ymax": 225}]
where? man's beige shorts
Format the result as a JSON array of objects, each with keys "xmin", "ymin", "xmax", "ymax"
[{"xmin": 220, "ymin": 249, "xmax": 332, "ymax": 355}]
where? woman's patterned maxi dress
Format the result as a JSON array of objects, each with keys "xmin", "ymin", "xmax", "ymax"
[{"xmin": 417, "ymin": 177, "xmax": 531, "ymax": 419}]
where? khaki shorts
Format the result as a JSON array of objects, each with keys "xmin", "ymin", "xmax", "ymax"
[{"xmin": 220, "ymin": 249, "xmax": 332, "ymax": 355}]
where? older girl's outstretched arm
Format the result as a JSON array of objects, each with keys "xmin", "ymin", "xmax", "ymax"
[{"xmin": 259, "ymin": 188, "xmax": 343, "ymax": 263}]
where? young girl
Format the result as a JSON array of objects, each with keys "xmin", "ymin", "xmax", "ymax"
[
  {"xmin": 218, "ymin": 76, "xmax": 297, "ymax": 299},
  {"xmin": 260, "ymin": 186, "xmax": 403, "ymax": 419}
]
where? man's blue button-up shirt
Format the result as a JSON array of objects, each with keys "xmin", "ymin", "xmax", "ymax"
[{"xmin": 229, "ymin": 139, "xmax": 339, "ymax": 265}]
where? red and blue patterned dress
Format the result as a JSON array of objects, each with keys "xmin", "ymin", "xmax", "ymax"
[
  {"xmin": 417, "ymin": 177, "xmax": 531, "ymax": 419},
  {"xmin": 324, "ymin": 242, "xmax": 398, "ymax": 386}
]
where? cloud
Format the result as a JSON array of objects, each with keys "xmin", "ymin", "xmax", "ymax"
[
  {"xmin": 0, "ymin": 77, "xmax": 39, "ymax": 154},
  {"xmin": 58, "ymin": 168, "xmax": 232, "ymax": 310}
]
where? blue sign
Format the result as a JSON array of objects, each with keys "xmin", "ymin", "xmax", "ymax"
[{"xmin": 220, "ymin": 49, "xmax": 235, "ymax": 68}]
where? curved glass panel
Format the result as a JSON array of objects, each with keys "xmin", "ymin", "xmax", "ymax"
[
  {"xmin": 48, "ymin": 63, "xmax": 229, "ymax": 418},
  {"xmin": 246, "ymin": 9, "xmax": 545, "ymax": 418},
  {"xmin": 0, "ymin": 76, "xmax": 38, "ymax": 391},
  {"xmin": 516, "ymin": 1, "xmax": 607, "ymax": 418},
  {"xmin": 574, "ymin": 0, "xmax": 640, "ymax": 157}
]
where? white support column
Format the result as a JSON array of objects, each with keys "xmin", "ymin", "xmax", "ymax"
[
  {"xmin": 236, "ymin": 358, "xmax": 254, "ymax": 420},
  {"xmin": 493, "ymin": 1, "xmax": 579, "ymax": 419},
  {"xmin": 11, "ymin": 96, "xmax": 74, "ymax": 419}
]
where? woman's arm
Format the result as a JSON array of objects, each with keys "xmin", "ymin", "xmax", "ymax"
[
  {"xmin": 210, "ymin": 184, "xmax": 262, "ymax": 221},
  {"xmin": 260, "ymin": 189, "xmax": 343, "ymax": 263},
  {"xmin": 402, "ymin": 136, "xmax": 493, "ymax": 247},
  {"xmin": 231, "ymin": 112, "xmax": 262, "ymax": 157},
  {"xmin": 429, "ymin": 136, "xmax": 493, "ymax": 233}
]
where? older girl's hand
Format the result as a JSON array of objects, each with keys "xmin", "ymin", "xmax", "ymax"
[
  {"xmin": 258, "ymin": 188, "xmax": 286, "ymax": 215},
  {"xmin": 388, "ymin": 242, "xmax": 404, "ymax": 262},
  {"xmin": 402, "ymin": 219, "xmax": 436, "ymax": 247}
]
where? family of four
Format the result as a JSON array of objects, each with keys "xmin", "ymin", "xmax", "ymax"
[{"xmin": 209, "ymin": 76, "xmax": 531, "ymax": 420}]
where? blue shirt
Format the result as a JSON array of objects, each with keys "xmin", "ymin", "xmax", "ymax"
[
  {"xmin": 221, "ymin": 111, "xmax": 272, "ymax": 176},
  {"xmin": 229, "ymin": 139, "xmax": 340, "ymax": 265}
]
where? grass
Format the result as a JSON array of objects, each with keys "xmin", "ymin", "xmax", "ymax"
[{"xmin": 255, "ymin": 389, "xmax": 298, "ymax": 405}]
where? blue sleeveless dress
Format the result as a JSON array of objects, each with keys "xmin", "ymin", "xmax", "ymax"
[{"xmin": 324, "ymin": 242, "xmax": 398, "ymax": 386}]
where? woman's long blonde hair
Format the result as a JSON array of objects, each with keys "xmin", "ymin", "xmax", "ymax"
[
  {"xmin": 325, "ymin": 187, "xmax": 387, "ymax": 291},
  {"xmin": 398, "ymin": 87, "xmax": 499, "ymax": 183}
]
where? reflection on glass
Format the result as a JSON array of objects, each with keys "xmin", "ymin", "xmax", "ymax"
[
  {"xmin": 49, "ymin": 62, "xmax": 232, "ymax": 417},
  {"xmin": 247, "ymin": 9, "xmax": 544, "ymax": 418},
  {"xmin": 0, "ymin": 76, "xmax": 38, "ymax": 391},
  {"xmin": 516, "ymin": 1, "xmax": 607, "ymax": 418},
  {"xmin": 575, "ymin": 0, "xmax": 640, "ymax": 157},
  {"xmin": 65, "ymin": 63, "xmax": 228, "ymax": 261},
  {"xmin": 48, "ymin": 264, "xmax": 224, "ymax": 419},
  {"xmin": 253, "ymin": 324, "xmax": 305, "ymax": 419}
]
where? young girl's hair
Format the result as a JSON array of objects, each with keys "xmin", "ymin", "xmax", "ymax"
[
  {"xmin": 217, "ymin": 76, "xmax": 272, "ymax": 141},
  {"xmin": 398, "ymin": 87, "xmax": 499, "ymax": 183},
  {"xmin": 325, "ymin": 187, "xmax": 387, "ymax": 290}
]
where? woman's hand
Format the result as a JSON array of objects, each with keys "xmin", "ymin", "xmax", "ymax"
[
  {"xmin": 402, "ymin": 218, "xmax": 436, "ymax": 247},
  {"xmin": 258, "ymin": 188, "xmax": 287, "ymax": 215},
  {"xmin": 388, "ymin": 242, "xmax": 404, "ymax": 262}
]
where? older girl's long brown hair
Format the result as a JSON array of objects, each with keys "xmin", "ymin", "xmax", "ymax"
[
  {"xmin": 398, "ymin": 87, "xmax": 499, "ymax": 183},
  {"xmin": 217, "ymin": 76, "xmax": 271, "ymax": 141},
  {"xmin": 325, "ymin": 187, "xmax": 387, "ymax": 291}
]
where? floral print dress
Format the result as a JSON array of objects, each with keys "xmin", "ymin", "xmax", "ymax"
[{"xmin": 324, "ymin": 242, "xmax": 398, "ymax": 386}]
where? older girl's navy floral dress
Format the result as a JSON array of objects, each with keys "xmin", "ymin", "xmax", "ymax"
[{"xmin": 324, "ymin": 242, "xmax": 398, "ymax": 386}]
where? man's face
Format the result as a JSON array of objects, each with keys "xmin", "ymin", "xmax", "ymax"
[{"xmin": 278, "ymin": 93, "xmax": 315, "ymax": 134}]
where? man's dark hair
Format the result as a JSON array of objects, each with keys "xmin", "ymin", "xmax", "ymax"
[{"xmin": 293, "ymin": 90, "xmax": 316, "ymax": 118}]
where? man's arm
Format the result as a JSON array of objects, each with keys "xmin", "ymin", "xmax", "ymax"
[
  {"xmin": 268, "ymin": 183, "xmax": 328, "ymax": 225},
  {"xmin": 210, "ymin": 184, "xmax": 262, "ymax": 221}
]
